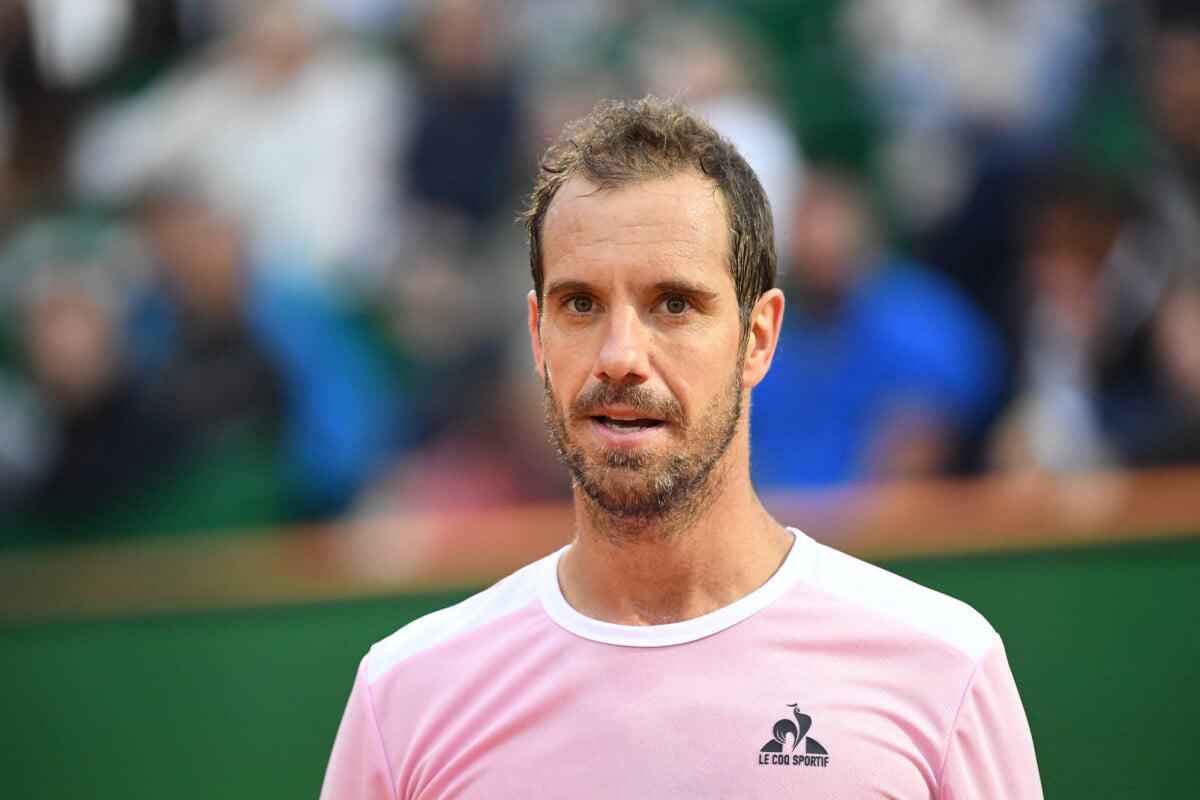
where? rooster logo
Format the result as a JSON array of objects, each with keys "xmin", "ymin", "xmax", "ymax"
[{"xmin": 760, "ymin": 704, "xmax": 827, "ymax": 755}]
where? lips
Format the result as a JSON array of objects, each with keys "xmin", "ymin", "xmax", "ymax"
[
  {"xmin": 569, "ymin": 383, "xmax": 685, "ymax": 432},
  {"xmin": 586, "ymin": 411, "xmax": 666, "ymax": 450}
]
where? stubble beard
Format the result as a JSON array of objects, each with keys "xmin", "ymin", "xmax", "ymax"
[{"xmin": 542, "ymin": 367, "xmax": 744, "ymax": 539}]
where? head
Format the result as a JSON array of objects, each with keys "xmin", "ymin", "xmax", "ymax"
[
  {"xmin": 227, "ymin": 0, "xmax": 322, "ymax": 87},
  {"xmin": 522, "ymin": 97, "xmax": 783, "ymax": 533},
  {"xmin": 416, "ymin": 0, "xmax": 508, "ymax": 82},
  {"xmin": 1143, "ymin": 1, "xmax": 1200, "ymax": 159},
  {"xmin": 21, "ymin": 271, "xmax": 123, "ymax": 416},
  {"xmin": 786, "ymin": 168, "xmax": 881, "ymax": 310},
  {"xmin": 524, "ymin": 95, "xmax": 776, "ymax": 337},
  {"xmin": 1017, "ymin": 165, "xmax": 1129, "ymax": 342},
  {"xmin": 136, "ymin": 188, "xmax": 246, "ymax": 319},
  {"xmin": 629, "ymin": 8, "xmax": 772, "ymax": 104}
]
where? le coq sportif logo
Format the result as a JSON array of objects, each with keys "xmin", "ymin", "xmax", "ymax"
[{"xmin": 757, "ymin": 704, "xmax": 829, "ymax": 768}]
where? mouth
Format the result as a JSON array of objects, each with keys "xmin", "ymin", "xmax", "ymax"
[{"xmin": 594, "ymin": 415, "xmax": 664, "ymax": 434}]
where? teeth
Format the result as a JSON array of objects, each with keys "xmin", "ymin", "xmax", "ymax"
[
  {"xmin": 604, "ymin": 420, "xmax": 644, "ymax": 433},
  {"xmin": 599, "ymin": 417, "xmax": 658, "ymax": 433}
]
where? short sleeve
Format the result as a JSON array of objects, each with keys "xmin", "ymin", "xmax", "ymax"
[
  {"xmin": 320, "ymin": 657, "xmax": 396, "ymax": 800},
  {"xmin": 940, "ymin": 638, "xmax": 1043, "ymax": 799}
]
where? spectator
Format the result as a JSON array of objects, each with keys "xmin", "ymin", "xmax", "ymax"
[
  {"xmin": 629, "ymin": 7, "xmax": 806, "ymax": 255},
  {"xmin": 752, "ymin": 168, "xmax": 1006, "ymax": 488},
  {"xmin": 130, "ymin": 188, "xmax": 403, "ymax": 518},
  {"xmin": 69, "ymin": 0, "xmax": 406, "ymax": 291},
  {"xmin": 984, "ymin": 2, "xmax": 1200, "ymax": 473},
  {"xmin": 381, "ymin": 0, "xmax": 535, "ymax": 449},
  {"xmin": 131, "ymin": 188, "xmax": 286, "ymax": 450},
  {"xmin": 400, "ymin": 0, "xmax": 522, "ymax": 238},
  {"xmin": 8, "ymin": 263, "xmax": 174, "ymax": 526},
  {"xmin": 841, "ymin": 0, "xmax": 1101, "ymax": 348},
  {"xmin": 986, "ymin": 166, "xmax": 1170, "ymax": 471}
]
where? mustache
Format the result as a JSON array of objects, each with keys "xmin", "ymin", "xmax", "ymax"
[{"xmin": 569, "ymin": 382, "xmax": 685, "ymax": 426}]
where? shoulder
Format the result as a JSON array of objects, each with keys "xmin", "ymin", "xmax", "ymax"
[
  {"xmin": 870, "ymin": 259, "xmax": 999, "ymax": 348},
  {"xmin": 795, "ymin": 532, "xmax": 998, "ymax": 663},
  {"xmin": 364, "ymin": 553, "xmax": 551, "ymax": 683}
]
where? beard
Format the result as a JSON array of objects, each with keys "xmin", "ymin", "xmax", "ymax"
[{"xmin": 542, "ymin": 366, "xmax": 743, "ymax": 529}]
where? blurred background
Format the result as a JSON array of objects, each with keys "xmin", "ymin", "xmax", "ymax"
[{"xmin": 0, "ymin": 0, "xmax": 1197, "ymax": 797}]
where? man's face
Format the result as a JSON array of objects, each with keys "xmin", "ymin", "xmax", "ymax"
[
  {"xmin": 1149, "ymin": 29, "xmax": 1200, "ymax": 154},
  {"xmin": 528, "ymin": 172, "xmax": 752, "ymax": 523}
]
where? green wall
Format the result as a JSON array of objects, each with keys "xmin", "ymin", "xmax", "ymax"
[
  {"xmin": 896, "ymin": 538, "xmax": 1200, "ymax": 798},
  {"xmin": 2, "ymin": 538, "xmax": 1197, "ymax": 798}
]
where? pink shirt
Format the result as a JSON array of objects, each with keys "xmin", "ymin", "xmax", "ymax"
[{"xmin": 321, "ymin": 529, "xmax": 1042, "ymax": 798}]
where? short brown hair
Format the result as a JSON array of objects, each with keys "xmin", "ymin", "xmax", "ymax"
[{"xmin": 522, "ymin": 96, "xmax": 776, "ymax": 330}]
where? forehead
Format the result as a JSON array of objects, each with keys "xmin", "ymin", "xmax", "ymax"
[{"xmin": 541, "ymin": 172, "xmax": 731, "ymax": 279}]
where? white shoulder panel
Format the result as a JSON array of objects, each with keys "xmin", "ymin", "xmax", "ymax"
[
  {"xmin": 366, "ymin": 552, "xmax": 552, "ymax": 683},
  {"xmin": 796, "ymin": 531, "xmax": 998, "ymax": 662}
]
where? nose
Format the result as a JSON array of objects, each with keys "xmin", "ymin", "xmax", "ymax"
[{"xmin": 594, "ymin": 305, "xmax": 650, "ymax": 385}]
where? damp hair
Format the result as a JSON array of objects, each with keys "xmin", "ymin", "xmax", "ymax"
[{"xmin": 521, "ymin": 95, "xmax": 776, "ymax": 331}]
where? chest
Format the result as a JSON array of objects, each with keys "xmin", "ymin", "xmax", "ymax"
[{"xmin": 384, "ymin": 633, "xmax": 963, "ymax": 799}]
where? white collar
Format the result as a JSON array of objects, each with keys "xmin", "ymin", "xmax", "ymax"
[{"xmin": 538, "ymin": 528, "xmax": 809, "ymax": 647}]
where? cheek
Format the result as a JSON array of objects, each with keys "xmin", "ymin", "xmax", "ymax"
[
  {"xmin": 539, "ymin": 342, "xmax": 587, "ymax": 404},
  {"xmin": 541, "ymin": 324, "xmax": 602, "ymax": 373},
  {"xmin": 660, "ymin": 364, "xmax": 724, "ymax": 418}
]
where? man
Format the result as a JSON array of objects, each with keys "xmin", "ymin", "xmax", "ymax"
[
  {"xmin": 320, "ymin": 96, "xmax": 1042, "ymax": 798},
  {"xmin": 752, "ymin": 167, "xmax": 1006, "ymax": 488}
]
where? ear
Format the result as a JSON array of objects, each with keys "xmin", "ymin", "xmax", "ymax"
[
  {"xmin": 742, "ymin": 288, "xmax": 784, "ymax": 390},
  {"xmin": 528, "ymin": 290, "xmax": 546, "ymax": 377}
]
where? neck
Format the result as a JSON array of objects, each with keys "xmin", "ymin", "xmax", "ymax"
[{"xmin": 558, "ymin": 450, "xmax": 792, "ymax": 625}]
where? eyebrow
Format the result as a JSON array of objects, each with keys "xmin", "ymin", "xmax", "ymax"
[
  {"xmin": 543, "ymin": 279, "xmax": 593, "ymax": 299},
  {"xmin": 545, "ymin": 278, "xmax": 720, "ymax": 298},
  {"xmin": 649, "ymin": 280, "xmax": 720, "ymax": 303}
]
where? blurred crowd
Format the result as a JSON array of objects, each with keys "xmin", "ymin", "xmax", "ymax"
[{"xmin": 0, "ymin": 0, "xmax": 1198, "ymax": 545}]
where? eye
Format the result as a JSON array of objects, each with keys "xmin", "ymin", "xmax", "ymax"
[
  {"xmin": 663, "ymin": 296, "xmax": 689, "ymax": 315},
  {"xmin": 569, "ymin": 295, "xmax": 594, "ymax": 313}
]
